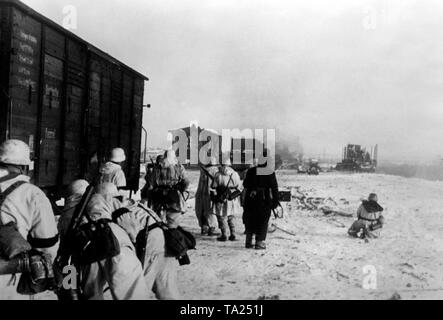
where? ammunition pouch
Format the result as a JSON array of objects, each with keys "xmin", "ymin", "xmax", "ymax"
[
  {"xmin": 152, "ymin": 187, "xmax": 182, "ymax": 210},
  {"xmin": 369, "ymin": 222, "xmax": 383, "ymax": 231},
  {"xmin": 211, "ymin": 187, "xmax": 241, "ymax": 204},
  {"xmin": 227, "ymin": 188, "xmax": 242, "ymax": 201},
  {"xmin": 70, "ymin": 218, "xmax": 120, "ymax": 265},
  {"xmin": 210, "ymin": 189, "xmax": 228, "ymax": 204},
  {"xmin": 17, "ymin": 250, "xmax": 55, "ymax": 295},
  {"xmin": 0, "ymin": 223, "xmax": 56, "ymax": 295},
  {"xmin": 163, "ymin": 226, "xmax": 196, "ymax": 261},
  {"xmin": 0, "ymin": 222, "xmax": 32, "ymax": 259}
]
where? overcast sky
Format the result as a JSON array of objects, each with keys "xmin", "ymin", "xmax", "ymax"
[{"xmin": 22, "ymin": 0, "xmax": 443, "ymax": 163}]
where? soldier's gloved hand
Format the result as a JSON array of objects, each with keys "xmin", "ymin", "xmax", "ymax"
[
  {"xmin": 177, "ymin": 180, "xmax": 189, "ymax": 193},
  {"xmin": 117, "ymin": 211, "xmax": 144, "ymax": 243},
  {"xmin": 271, "ymin": 200, "xmax": 280, "ymax": 210}
]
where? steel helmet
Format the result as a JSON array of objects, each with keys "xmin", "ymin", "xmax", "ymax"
[
  {"xmin": 368, "ymin": 193, "xmax": 378, "ymax": 202},
  {"xmin": 164, "ymin": 149, "xmax": 178, "ymax": 166},
  {"xmin": 96, "ymin": 182, "xmax": 119, "ymax": 197},
  {"xmin": 0, "ymin": 139, "xmax": 31, "ymax": 166},
  {"xmin": 209, "ymin": 156, "xmax": 218, "ymax": 166},
  {"xmin": 110, "ymin": 148, "xmax": 126, "ymax": 163},
  {"xmin": 222, "ymin": 158, "xmax": 232, "ymax": 167},
  {"xmin": 67, "ymin": 179, "xmax": 89, "ymax": 196}
]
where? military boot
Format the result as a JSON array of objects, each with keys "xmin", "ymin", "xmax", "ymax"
[
  {"xmin": 217, "ymin": 228, "xmax": 228, "ymax": 241},
  {"xmin": 245, "ymin": 233, "xmax": 254, "ymax": 249},
  {"xmin": 255, "ymin": 241, "xmax": 266, "ymax": 250},
  {"xmin": 228, "ymin": 216, "xmax": 236, "ymax": 241},
  {"xmin": 201, "ymin": 226, "xmax": 209, "ymax": 235},
  {"xmin": 207, "ymin": 227, "xmax": 218, "ymax": 237}
]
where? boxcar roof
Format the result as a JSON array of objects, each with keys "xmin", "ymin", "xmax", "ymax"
[{"xmin": 0, "ymin": 0, "xmax": 149, "ymax": 81}]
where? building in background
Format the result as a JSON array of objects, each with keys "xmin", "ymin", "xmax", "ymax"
[
  {"xmin": 336, "ymin": 144, "xmax": 378, "ymax": 172},
  {"xmin": 168, "ymin": 124, "xmax": 223, "ymax": 167}
]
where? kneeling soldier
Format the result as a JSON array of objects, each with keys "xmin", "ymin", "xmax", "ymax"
[{"xmin": 348, "ymin": 193, "xmax": 385, "ymax": 239}]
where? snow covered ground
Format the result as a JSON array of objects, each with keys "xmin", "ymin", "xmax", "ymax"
[
  {"xmin": 178, "ymin": 171, "xmax": 443, "ymax": 300},
  {"xmin": 2, "ymin": 170, "xmax": 443, "ymax": 300}
]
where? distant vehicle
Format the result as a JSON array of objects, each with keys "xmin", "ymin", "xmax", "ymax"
[
  {"xmin": 297, "ymin": 164, "xmax": 308, "ymax": 174},
  {"xmin": 297, "ymin": 159, "xmax": 320, "ymax": 175},
  {"xmin": 307, "ymin": 159, "xmax": 320, "ymax": 175},
  {"xmin": 336, "ymin": 144, "xmax": 378, "ymax": 173},
  {"xmin": 308, "ymin": 166, "xmax": 319, "ymax": 176}
]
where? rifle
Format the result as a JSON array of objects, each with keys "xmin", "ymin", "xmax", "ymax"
[
  {"xmin": 199, "ymin": 165, "xmax": 215, "ymax": 182},
  {"xmin": 0, "ymin": 255, "xmax": 23, "ymax": 275},
  {"xmin": 54, "ymin": 184, "xmax": 95, "ymax": 300}
]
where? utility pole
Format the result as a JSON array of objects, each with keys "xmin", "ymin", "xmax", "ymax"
[{"xmin": 142, "ymin": 104, "xmax": 151, "ymax": 163}]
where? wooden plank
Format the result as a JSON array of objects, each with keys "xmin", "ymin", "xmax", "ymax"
[
  {"xmin": 38, "ymin": 51, "xmax": 64, "ymax": 185},
  {"xmin": 42, "ymin": 79, "xmax": 63, "ymax": 109},
  {"xmin": 9, "ymin": 95, "xmax": 38, "ymax": 117},
  {"xmin": 44, "ymin": 54, "xmax": 63, "ymax": 80},
  {"xmin": 8, "ymin": 114, "xmax": 37, "ymax": 154},
  {"xmin": 134, "ymin": 78, "xmax": 144, "ymax": 95},
  {"xmin": 6, "ymin": 7, "xmax": 41, "ymax": 144},
  {"xmin": 67, "ymin": 39, "xmax": 86, "ymax": 66},
  {"xmin": 45, "ymin": 27, "xmax": 64, "ymax": 59},
  {"xmin": 38, "ymin": 158, "xmax": 59, "ymax": 187},
  {"xmin": 0, "ymin": 8, "xmax": 11, "ymax": 109}
]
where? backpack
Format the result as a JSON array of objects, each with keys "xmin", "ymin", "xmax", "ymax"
[
  {"xmin": 0, "ymin": 180, "xmax": 56, "ymax": 295},
  {"xmin": 0, "ymin": 181, "xmax": 32, "ymax": 259},
  {"xmin": 136, "ymin": 203, "xmax": 196, "ymax": 266}
]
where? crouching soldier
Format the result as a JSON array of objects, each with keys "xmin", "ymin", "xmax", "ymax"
[
  {"xmin": 58, "ymin": 179, "xmax": 90, "ymax": 239},
  {"xmin": 80, "ymin": 183, "xmax": 149, "ymax": 300},
  {"xmin": 348, "ymin": 193, "xmax": 385, "ymax": 239},
  {"xmin": 211, "ymin": 159, "xmax": 242, "ymax": 242},
  {"xmin": 0, "ymin": 140, "xmax": 59, "ymax": 299}
]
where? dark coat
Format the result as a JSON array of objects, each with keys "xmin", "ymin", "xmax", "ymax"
[{"xmin": 242, "ymin": 165, "xmax": 279, "ymax": 235}]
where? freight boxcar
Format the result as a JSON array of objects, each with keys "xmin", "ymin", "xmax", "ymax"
[{"xmin": 0, "ymin": 0, "xmax": 148, "ymax": 198}]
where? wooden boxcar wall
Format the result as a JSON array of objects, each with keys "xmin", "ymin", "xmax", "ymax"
[
  {"xmin": 0, "ymin": 5, "xmax": 12, "ymax": 141},
  {"xmin": 0, "ymin": 2, "xmax": 145, "ymax": 192}
]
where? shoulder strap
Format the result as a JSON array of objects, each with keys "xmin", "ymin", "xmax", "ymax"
[
  {"xmin": 147, "ymin": 222, "xmax": 162, "ymax": 232},
  {"xmin": 0, "ymin": 180, "xmax": 28, "ymax": 209},
  {"xmin": 227, "ymin": 173, "xmax": 234, "ymax": 188}
]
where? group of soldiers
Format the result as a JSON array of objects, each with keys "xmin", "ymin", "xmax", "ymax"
[
  {"xmin": 194, "ymin": 157, "xmax": 280, "ymax": 250},
  {"xmin": 0, "ymin": 138, "xmax": 385, "ymax": 300},
  {"xmin": 0, "ymin": 138, "xmax": 281, "ymax": 300},
  {"xmin": 192, "ymin": 155, "xmax": 386, "ymax": 244},
  {"xmin": 0, "ymin": 140, "xmax": 187, "ymax": 300}
]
